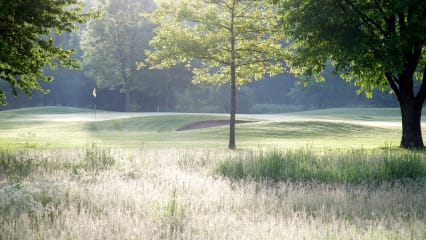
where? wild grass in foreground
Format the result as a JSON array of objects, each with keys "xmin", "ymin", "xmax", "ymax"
[
  {"xmin": 0, "ymin": 146, "xmax": 425, "ymax": 239},
  {"xmin": 216, "ymin": 148, "xmax": 426, "ymax": 184}
]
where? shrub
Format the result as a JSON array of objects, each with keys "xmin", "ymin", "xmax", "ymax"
[
  {"xmin": 83, "ymin": 143, "xmax": 115, "ymax": 171},
  {"xmin": 0, "ymin": 182, "xmax": 62, "ymax": 218},
  {"xmin": 66, "ymin": 143, "xmax": 116, "ymax": 172},
  {"xmin": 0, "ymin": 150, "xmax": 34, "ymax": 182}
]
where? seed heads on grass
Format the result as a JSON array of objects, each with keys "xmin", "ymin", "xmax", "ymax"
[
  {"xmin": 177, "ymin": 150, "xmax": 213, "ymax": 169},
  {"xmin": 0, "ymin": 148, "xmax": 424, "ymax": 239}
]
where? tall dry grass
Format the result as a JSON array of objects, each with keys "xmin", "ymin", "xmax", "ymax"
[{"xmin": 0, "ymin": 147, "xmax": 425, "ymax": 239}]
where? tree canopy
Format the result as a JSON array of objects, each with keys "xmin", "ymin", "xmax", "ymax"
[
  {"xmin": 0, "ymin": 0, "xmax": 94, "ymax": 105},
  {"xmin": 146, "ymin": 0, "xmax": 285, "ymax": 148},
  {"xmin": 275, "ymin": 0, "xmax": 426, "ymax": 148},
  {"xmin": 81, "ymin": 0, "xmax": 156, "ymax": 111}
]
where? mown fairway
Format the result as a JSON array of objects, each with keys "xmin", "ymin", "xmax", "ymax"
[
  {"xmin": 0, "ymin": 106, "xmax": 407, "ymax": 149},
  {"xmin": 0, "ymin": 107, "xmax": 425, "ymax": 240}
]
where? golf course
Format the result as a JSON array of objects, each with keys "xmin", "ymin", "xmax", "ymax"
[
  {"xmin": 3, "ymin": 0, "xmax": 426, "ymax": 239},
  {"xmin": 0, "ymin": 106, "xmax": 406, "ymax": 149},
  {"xmin": 0, "ymin": 107, "xmax": 425, "ymax": 239}
]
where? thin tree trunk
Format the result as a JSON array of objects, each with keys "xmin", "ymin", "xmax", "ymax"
[
  {"xmin": 229, "ymin": 65, "xmax": 237, "ymax": 149},
  {"xmin": 124, "ymin": 90, "xmax": 131, "ymax": 112},
  {"xmin": 228, "ymin": 0, "xmax": 236, "ymax": 150}
]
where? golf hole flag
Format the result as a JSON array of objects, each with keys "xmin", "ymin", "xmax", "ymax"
[{"xmin": 92, "ymin": 88, "xmax": 96, "ymax": 98}]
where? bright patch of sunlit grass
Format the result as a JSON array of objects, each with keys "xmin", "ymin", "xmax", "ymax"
[{"xmin": 0, "ymin": 146, "xmax": 425, "ymax": 239}]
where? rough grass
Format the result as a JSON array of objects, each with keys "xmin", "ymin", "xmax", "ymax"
[
  {"xmin": 0, "ymin": 147, "xmax": 425, "ymax": 240},
  {"xmin": 0, "ymin": 107, "xmax": 425, "ymax": 239},
  {"xmin": 216, "ymin": 148, "xmax": 426, "ymax": 184}
]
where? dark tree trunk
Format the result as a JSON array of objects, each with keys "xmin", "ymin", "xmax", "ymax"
[
  {"xmin": 124, "ymin": 90, "xmax": 131, "ymax": 112},
  {"xmin": 399, "ymin": 98, "xmax": 424, "ymax": 148},
  {"xmin": 385, "ymin": 41, "xmax": 426, "ymax": 149},
  {"xmin": 229, "ymin": 65, "xmax": 237, "ymax": 149},
  {"xmin": 386, "ymin": 63, "xmax": 426, "ymax": 149}
]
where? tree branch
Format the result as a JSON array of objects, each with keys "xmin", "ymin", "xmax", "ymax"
[
  {"xmin": 385, "ymin": 15, "xmax": 396, "ymax": 37},
  {"xmin": 342, "ymin": 0, "xmax": 387, "ymax": 37},
  {"xmin": 236, "ymin": 59, "xmax": 283, "ymax": 67},
  {"xmin": 385, "ymin": 72, "xmax": 400, "ymax": 96},
  {"xmin": 398, "ymin": 12, "xmax": 406, "ymax": 32},
  {"xmin": 371, "ymin": 0, "xmax": 395, "ymax": 38}
]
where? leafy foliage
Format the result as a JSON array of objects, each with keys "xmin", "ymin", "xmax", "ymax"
[
  {"xmin": 0, "ymin": 0, "xmax": 95, "ymax": 104},
  {"xmin": 146, "ymin": 0, "xmax": 286, "ymax": 148},
  {"xmin": 81, "ymin": 0, "xmax": 156, "ymax": 111},
  {"xmin": 274, "ymin": 0, "xmax": 426, "ymax": 148},
  {"xmin": 146, "ymin": 0, "xmax": 285, "ymax": 85},
  {"xmin": 275, "ymin": 0, "xmax": 426, "ymax": 95}
]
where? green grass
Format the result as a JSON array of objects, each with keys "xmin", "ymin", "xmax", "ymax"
[
  {"xmin": 279, "ymin": 107, "xmax": 406, "ymax": 122},
  {"xmin": 0, "ymin": 107, "xmax": 416, "ymax": 149},
  {"xmin": 1, "ymin": 107, "xmax": 425, "ymax": 239},
  {"xmin": 8, "ymin": 106, "xmax": 94, "ymax": 115},
  {"xmin": 0, "ymin": 106, "xmax": 418, "ymax": 149},
  {"xmin": 216, "ymin": 148, "xmax": 426, "ymax": 184}
]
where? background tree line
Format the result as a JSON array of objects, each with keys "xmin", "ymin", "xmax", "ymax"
[{"xmin": 0, "ymin": 0, "xmax": 398, "ymax": 113}]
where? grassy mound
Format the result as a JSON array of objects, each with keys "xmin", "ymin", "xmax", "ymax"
[
  {"xmin": 237, "ymin": 121, "xmax": 395, "ymax": 138},
  {"xmin": 288, "ymin": 107, "xmax": 402, "ymax": 120},
  {"xmin": 86, "ymin": 115, "xmax": 230, "ymax": 132},
  {"xmin": 0, "ymin": 106, "xmax": 94, "ymax": 115}
]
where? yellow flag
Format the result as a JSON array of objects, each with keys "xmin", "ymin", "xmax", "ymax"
[{"xmin": 92, "ymin": 88, "xmax": 96, "ymax": 98}]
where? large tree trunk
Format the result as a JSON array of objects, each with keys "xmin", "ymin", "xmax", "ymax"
[
  {"xmin": 385, "ymin": 50, "xmax": 426, "ymax": 149},
  {"xmin": 399, "ymin": 98, "xmax": 424, "ymax": 148},
  {"xmin": 387, "ymin": 71, "xmax": 425, "ymax": 148}
]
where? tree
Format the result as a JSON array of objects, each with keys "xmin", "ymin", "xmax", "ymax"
[
  {"xmin": 81, "ymin": 0, "xmax": 155, "ymax": 112},
  {"xmin": 145, "ymin": 0, "xmax": 285, "ymax": 149},
  {"xmin": 275, "ymin": 0, "xmax": 426, "ymax": 148},
  {"xmin": 0, "ymin": 0, "xmax": 94, "ymax": 105}
]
